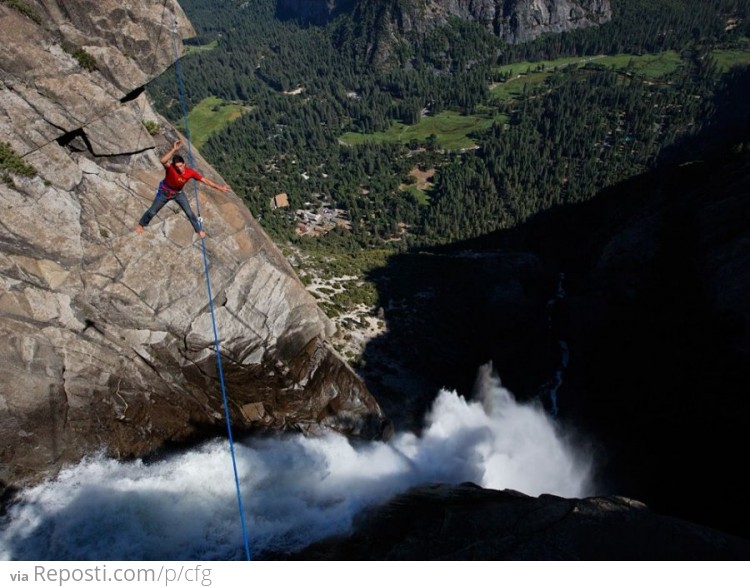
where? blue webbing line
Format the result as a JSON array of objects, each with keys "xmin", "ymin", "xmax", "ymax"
[{"xmin": 170, "ymin": 19, "xmax": 252, "ymax": 562}]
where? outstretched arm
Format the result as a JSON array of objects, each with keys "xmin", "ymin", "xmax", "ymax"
[
  {"xmin": 160, "ymin": 140, "xmax": 181, "ymax": 167},
  {"xmin": 199, "ymin": 176, "xmax": 231, "ymax": 193}
]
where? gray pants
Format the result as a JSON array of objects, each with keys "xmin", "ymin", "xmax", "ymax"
[{"xmin": 139, "ymin": 183, "xmax": 201, "ymax": 233}]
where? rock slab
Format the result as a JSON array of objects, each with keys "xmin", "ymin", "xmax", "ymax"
[{"xmin": 0, "ymin": 0, "xmax": 386, "ymax": 488}]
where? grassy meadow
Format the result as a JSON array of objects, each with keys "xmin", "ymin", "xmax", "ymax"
[
  {"xmin": 341, "ymin": 110, "xmax": 507, "ymax": 150},
  {"xmin": 179, "ymin": 96, "xmax": 248, "ymax": 147},
  {"xmin": 184, "ymin": 39, "xmax": 219, "ymax": 55}
]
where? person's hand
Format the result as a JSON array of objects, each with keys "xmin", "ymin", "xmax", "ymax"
[
  {"xmin": 219, "ymin": 184, "xmax": 231, "ymax": 193},
  {"xmin": 173, "ymin": 140, "xmax": 181, "ymax": 150}
]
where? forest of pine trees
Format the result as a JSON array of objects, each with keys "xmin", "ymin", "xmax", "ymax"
[{"xmin": 148, "ymin": 0, "xmax": 750, "ymax": 248}]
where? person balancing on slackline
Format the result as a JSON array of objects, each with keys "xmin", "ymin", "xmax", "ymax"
[{"xmin": 135, "ymin": 140, "xmax": 230, "ymax": 238}]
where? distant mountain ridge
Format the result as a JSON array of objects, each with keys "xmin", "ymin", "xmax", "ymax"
[{"xmin": 278, "ymin": 0, "xmax": 612, "ymax": 42}]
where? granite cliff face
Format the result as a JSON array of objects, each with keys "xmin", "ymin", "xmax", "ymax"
[
  {"xmin": 0, "ymin": 0, "xmax": 386, "ymax": 488},
  {"xmin": 279, "ymin": 0, "xmax": 612, "ymax": 43},
  {"xmin": 388, "ymin": 0, "xmax": 612, "ymax": 42}
]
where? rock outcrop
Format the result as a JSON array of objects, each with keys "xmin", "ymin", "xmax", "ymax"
[
  {"xmin": 415, "ymin": 0, "xmax": 613, "ymax": 43},
  {"xmin": 287, "ymin": 483, "xmax": 750, "ymax": 560},
  {"xmin": 279, "ymin": 0, "xmax": 612, "ymax": 44},
  {"xmin": 0, "ymin": 0, "xmax": 386, "ymax": 488}
]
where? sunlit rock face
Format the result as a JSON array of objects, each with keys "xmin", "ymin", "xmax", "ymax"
[
  {"xmin": 277, "ymin": 0, "xmax": 611, "ymax": 40},
  {"xmin": 0, "ymin": 0, "xmax": 385, "ymax": 488},
  {"xmin": 359, "ymin": 0, "xmax": 612, "ymax": 40}
]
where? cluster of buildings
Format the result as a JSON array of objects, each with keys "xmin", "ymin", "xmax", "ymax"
[{"xmin": 270, "ymin": 192, "xmax": 352, "ymax": 237}]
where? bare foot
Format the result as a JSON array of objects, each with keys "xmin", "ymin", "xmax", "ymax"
[{"xmin": 135, "ymin": 225, "xmax": 144, "ymax": 234}]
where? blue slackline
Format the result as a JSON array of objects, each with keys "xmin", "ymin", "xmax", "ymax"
[{"xmin": 169, "ymin": 16, "xmax": 252, "ymax": 561}]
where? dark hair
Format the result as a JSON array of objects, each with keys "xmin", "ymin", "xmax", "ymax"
[{"xmin": 172, "ymin": 154, "xmax": 185, "ymax": 164}]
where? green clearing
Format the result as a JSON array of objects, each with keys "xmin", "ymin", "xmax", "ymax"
[
  {"xmin": 490, "ymin": 69, "xmax": 554, "ymax": 101},
  {"xmin": 491, "ymin": 52, "xmax": 684, "ymax": 102},
  {"xmin": 495, "ymin": 51, "xmax": 683, "ymax": 79},
  {"xmin": 180, "ymin": 96, "xmax": 248, "ymax": 147},
  {"xmin": 401, "ymin": 183, "xmax": 431, "ymax": 206},
  {"xmin": 495, "ymin": 55, "xmax": 606, "ymax": 78},
  {"xmin": 596, "ymin": 51, "xmax": 683, "ymax": 77},
  {"xmin": 491, "ymin": 56, "xmax": 610, "ymax": 102},
  {"xmin": 712, "ymin": 40, "xmax": 750, "ymax": 72},
  {"xmin": 185, "ymin": 39, "xmax": 218, "ymax": 55},
  {"xmin": 341, "ymin": 110, "xmax": 506, "ymax": 150}
]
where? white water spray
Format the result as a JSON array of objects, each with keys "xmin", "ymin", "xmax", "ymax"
[{"xmin": 1, "ymin": 364, "xmax": 592, "ymax": 560}]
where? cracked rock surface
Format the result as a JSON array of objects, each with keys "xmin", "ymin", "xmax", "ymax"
[{"xmin": 0, "ymin": 0, "xmax": 385, "ymax": 487}]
